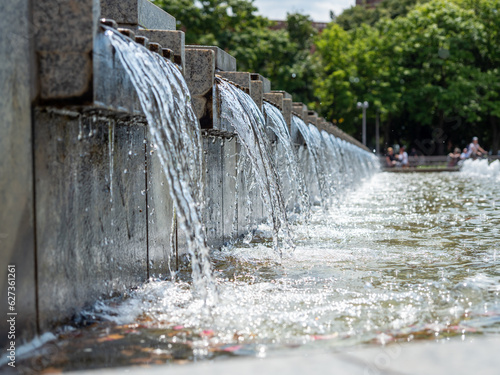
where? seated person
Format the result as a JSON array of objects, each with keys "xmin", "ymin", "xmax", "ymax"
[
  {"xmin": 460, "ymin": 148, "xmax": 469, "ymax": 160},
  {"xmin": 468, "ymin": 136, "xmax": 487, "ymax": 159},
  {"xmin": 385, "ymin": 147, "xmax": 397, "ymax": 168},
  {"xmin": 398, "ymin": 146, "xmax": 409, "ymax": 168},
  {"xmin": 448, "ymin": 147, "xmax": 461, "ymax": 166}
]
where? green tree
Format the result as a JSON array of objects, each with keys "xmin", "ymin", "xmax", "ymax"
[
  {"xmin": 335, "ymin": 0, "xmax": 430, "ymax": 31},
  {"xmin": 316, "ymin": 0, "xmax": 500, "ymax": 153}
]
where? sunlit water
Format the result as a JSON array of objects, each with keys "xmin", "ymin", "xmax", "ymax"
[{"xmin": 20, "ymin": 168, "xmax": 500, "ymax": 372}]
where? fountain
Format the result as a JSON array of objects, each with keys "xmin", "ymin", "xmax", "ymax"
[{"xmin": 0, "ymin": 0, "xmax": 387, "ymax": 372}]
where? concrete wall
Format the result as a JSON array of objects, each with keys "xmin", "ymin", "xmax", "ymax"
[
  {"xmin": 34, "ymin": 110, "xmax": 149, "ymax": 330},
  {"xmin": 0, "ymin": 0, "xmax": 38, "ymax": 349}
]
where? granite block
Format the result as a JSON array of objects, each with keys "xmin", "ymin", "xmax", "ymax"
[
  {"xmin": 218, "ymin": 72, "xmax": 251, "ymax": 90},
  {"xmin": 184, "ymin": 48, "xmax": 215, "ymax": 125},
  {"xmin": 188, "ymin": 45, "xmax": 236, "ymax": 72},
  {"xmin": 264, "ymin": 93, "xmax": 283, "ymax": 110},
  {"xmin": 100, "ymin": 0, "xmax": 176, "ymax": 30},
  {"xmin": 135, "ymin": 30, "xmax": 185, "ymax": 72},
  {"xmin": 307, "ymin": 111, "xmax": 318, "ymax": 127},
  {"xmin": 251, "ymin": 74, "xmax": 271, "ymax": 93},
  {"xmin": 34, "ymin": 0, "xmax": 99, "ymax": 102}
]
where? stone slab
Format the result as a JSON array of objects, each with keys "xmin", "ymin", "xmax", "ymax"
[
  {"xmin": 135, "ymin": 30, "xmax": 185, "ymax": 72},
  {"xmin": 218, "ymin": 72, "xmax": 251, "ymax": 90},
  {"xmin": 34, "ymin": 0, "xmax": 99, "ymax": 102},
  {"xmin": 250, "ymin": 80, "xmax": 263, "ymax": 110},
  {"xmin": 94, "ymin": 31, "xmax": 143, "ymax": 115},
  {"xmin": 292, "ymin": 103, "xmax": 306, "ymax": 121},
  {"xmin": 272, "ymin": 90, "xmax": 292, "ymax": 99},
  {"xmin": 251, "ymin": 74, "xmax": 271, "ymax": 93},
  {"xmin": 282, "ymin": 98, "xmax": 292, "ymax": 129},
  {"xmin": 34, "ymin": 110, "xmax": 148, "ymax": 330},
  {"xmin": 187, "ymin": 45, "xmax": 236, "ymax": 72},
  {"xmin": 100, "ymin": 0, "xmax": 176, "ymax": 30},
  {"xmin": 184, "ymin": 48, "xmax": 215, "ymax": 127},
  {"xmin": 264, "ymin": 93, "xmax": 283, "ymax": 110},
  {"xmin": 307, "ymin": 111, "xmax": 318, "ymax": 127},
  {"xmin": 0, "ymin": 0, "xmax": 37, "ymax": 350}
]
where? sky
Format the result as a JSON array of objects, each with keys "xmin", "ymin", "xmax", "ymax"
[{"xmin": 253, "ymin": 0, "xmax": 356, "ymax": 23}]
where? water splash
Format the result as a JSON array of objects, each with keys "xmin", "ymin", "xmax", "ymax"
[
  {"xmin": 216, "ymin": 77, "xmax": 294, "ymax": 255},
  {"xmin": 461, "ymin": 159, "xmax": 500, "ymax": 181},
  {"xmin": 105, "ymin": 28, "xmax": 215, "ymax": 301}
]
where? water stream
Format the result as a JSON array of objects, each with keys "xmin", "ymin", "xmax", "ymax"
[
  {"xmin": 293, "ymin": 116, "xmax": 328, "ymax": 207},
  {"xmin": 105, "ymin": 28, "xmax": 214, "ymax": 300}
]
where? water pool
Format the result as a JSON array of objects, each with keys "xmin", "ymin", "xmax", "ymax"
[{"xmin": 19, "ymin": 166, "xmax": 500, "ymax": 372}]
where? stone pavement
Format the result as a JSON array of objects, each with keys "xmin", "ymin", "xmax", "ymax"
[{"xmin": 70, "ymin": 335, "xmax": 500, "ymax": 375}]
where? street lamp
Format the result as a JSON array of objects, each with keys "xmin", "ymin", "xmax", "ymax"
[{"xmin": 357, "ymin": 101, "xmax": 369, "ymax": 146}]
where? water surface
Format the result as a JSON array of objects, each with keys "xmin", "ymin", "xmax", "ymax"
[{"xmin": 20, "ymin": 166, "xmax": 500, "ymax": 372}]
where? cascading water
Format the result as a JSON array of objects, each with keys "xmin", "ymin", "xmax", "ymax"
[
  {"xmin": 104, "ymin": 28, "xmax": 215, "ymax": 300},
  {"xmin": 309, "ymin": 125, "xmax": 338, "ymax": 205},
  {"xmin": 292, "ymin": 116, "xmax": 327, "ymax": 207},
  {"xmin": 216, "ymin": 77, "xmax": 293, "ymax": 254},
  {"xmin": 263, "ymin": 102, "xmax": 310, "ymax": 220},
  {"xmin": 291, "ymin": 116, "xmax": 378, "ymax": 208}
]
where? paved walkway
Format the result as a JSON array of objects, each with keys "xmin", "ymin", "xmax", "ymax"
[{"xmin": 71, "ymin": 335, "xmax": 500, "ymax": 375}]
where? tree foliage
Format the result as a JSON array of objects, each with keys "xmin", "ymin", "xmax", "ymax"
[
  {"xmin": 317, "ymin": 0, "xmax": 500, "ymax": 153},
  {"xmin": 335, "ymin": 0, "xmax": 431, "ymax": 31}
]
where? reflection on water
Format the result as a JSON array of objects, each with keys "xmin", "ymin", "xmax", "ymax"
[{"xmin": 20, "ymin": 169, "xmax": 500, "ymax": 372}]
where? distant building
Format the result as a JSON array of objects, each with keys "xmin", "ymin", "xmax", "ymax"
[
  {"xmin": 356, "ymin": 0, "xmax": 383, "ymax": 8},
  {"xmin": 270, "ymin": 21, "xmax": 328, "ymax": 33}
]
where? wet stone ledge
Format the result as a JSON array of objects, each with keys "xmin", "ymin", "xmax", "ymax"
[{"xmin": 34, "ymin": 108, "xmax": 149, "ymax": 330}]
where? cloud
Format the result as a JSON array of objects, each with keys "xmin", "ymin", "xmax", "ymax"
[{"xmin": 253, "ymin": 0, "xmax": 355, "ymax": 22}]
